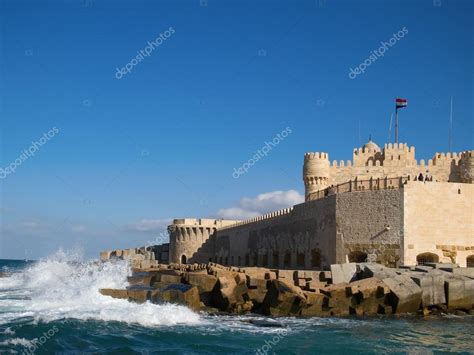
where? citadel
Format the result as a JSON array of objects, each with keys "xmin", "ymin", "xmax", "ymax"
[{"xmin": 107, "ymin": 140, "xmax": 474, "ymax": 269}]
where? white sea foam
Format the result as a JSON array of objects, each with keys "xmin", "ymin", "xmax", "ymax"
[
  {"xmin": 0, "ymin": 337, "xmax": 34, "ymax": 346},
  {"xmin": 0, "ymin": 250, "xmax": 201, "ymax": 328}
]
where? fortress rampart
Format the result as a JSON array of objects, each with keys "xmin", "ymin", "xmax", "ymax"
[
  {"xmin": 165, "ymin": 141, "xmax": 473, "ymax": 269},
  {"xmin": 168, "ymin": 218, "xmax": 238, "ymax": 264},
  {"xmin": 303, "ymin": 141, "xmax": 474, "ymax": 200}
]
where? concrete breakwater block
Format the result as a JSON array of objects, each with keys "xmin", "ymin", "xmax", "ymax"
[
  {"xmin": 382, "ymin": 275, "xmax": 422, "ymax": 314},
  {"xmin": 444, "ymin": 276, "xmax": 474, "ymax": 311},
  {"xmin": 151, "ymin": 284, "xmax": 201, "ymax": 311},
  {"xmin": 262, "ymin": 280, "xmax": 307, "ymax": 316},
  {"xmin": 330, "ymin": 263, "xmax": 359, "ymax": 284},
  {"xmin": 361, "ymin": 263, "xmax": 398, "ymax": 280},
  {"xmin": 98, "ymin": 262, "xmax": 474, "ymax": 317},
  {"xmin": 410, "ymin": 273, "xmax": 446, "ymax": 307}
]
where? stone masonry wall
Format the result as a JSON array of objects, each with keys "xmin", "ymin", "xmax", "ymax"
[
  {"xmin": 335, "ymin": 189, "xmax": 404, "ymax": 267},
  {"xmin": 213, "ymin": 196, "xmax": 337, "ymax": 270},
  {"xmin": 403, "ymin": 181, "xmax": 474, "ymax": 267}
]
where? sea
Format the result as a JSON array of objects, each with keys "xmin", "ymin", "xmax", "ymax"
[{"xmin": 0, "ymin": 250, "xmax": 473, "ymax": 354}]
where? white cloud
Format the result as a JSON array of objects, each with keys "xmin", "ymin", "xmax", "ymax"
[
  {"xmin": 126, "ymin": 218, "xmax": 171, "ymax": 233},
  {"xmin": 215, "ymin": 207, "xmax": 260, "ymax": 220},
  {"xmin": 216, "ymin": 190, "xmax": 304, "ymax": 220}
]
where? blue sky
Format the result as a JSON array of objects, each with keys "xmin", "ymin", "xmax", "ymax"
[{"xmin": 1, "ymin": 0, "xmax": 472, "ymax": 260}]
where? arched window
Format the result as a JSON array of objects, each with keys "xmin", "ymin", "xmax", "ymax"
[
  {"xmin": 245, "ymin": 254, "xmax": 250, "ymax": 266},
  {"xmin": 181, "ymin": 255, "xmax": 187, "ymax": 264},
  {"xmin": 348, "ymin": 251, "xmax": 368, "ymax": 263},
  {"xmin": 311, "ymin": 249, "xmax": 321, "ymax": 268},
  {"xmin": 225, "ymin": 257, "xmax": 228, "ymax": 265},
  {"xmin": 272, "ymin": 252, "xmax": 279, "ymax": 267},
  {"xmin": 284, "ymin": 252, "xmax": 291, "ymax": 268},
  {"xmin": 466, "ymin": 255, "xmax": 474, "ymax": 268},
  {"xmin": 253, "ymin": 253, "xmax": 258, "ymax": 266},
  {"xmin": 262, "ymin": 253, "xmax": 268, "ymax": 266},
  {"xmin": 416, "ymin": 252, "xmax": 439, "ymax": 265},
  {"xmin": 238, "ymin": 256, "xmax": 241, "ymax": 266},
  {"xmin": 297, "ymin": 253, "xmax": 305, "ymax": 267}
]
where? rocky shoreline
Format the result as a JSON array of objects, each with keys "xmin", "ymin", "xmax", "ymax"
[{"xmin": 99, "ymin": 260, "xmax": 474, "ymax": 317}]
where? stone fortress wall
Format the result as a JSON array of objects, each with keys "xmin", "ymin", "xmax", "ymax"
[
  {"xmin": 168, "ymin": 218, "xmax": 238, "ymax": 264},
  {"xmin": 303, "ymin": 142, "xmax": 474, "ymax": 200},
  {"xmin": 165, "ymin": 141, "xmax": 474, "ymax": 269}
]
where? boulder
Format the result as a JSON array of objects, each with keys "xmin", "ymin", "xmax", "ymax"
[
  {"xmin": 151, "ymin": 284, "xmax": 201, "ymax": 311},
  {"xmin": 330, "ymin": 263, "xmax": 358, "ymax": 284},
  {"xmin": 262, "ymin": 279, "xmax": 307, "ymax": 316},
  {"xmin": 383, "ymin": 275, "xmax": 422, "ymax": 313}
]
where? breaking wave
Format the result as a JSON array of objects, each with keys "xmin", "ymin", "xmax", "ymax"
[{"xmin": 0, "ymin": 249, "xmax": 201, "ymax": 328}]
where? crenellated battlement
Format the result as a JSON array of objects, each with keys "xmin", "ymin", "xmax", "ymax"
[
  {"xmin": 383, "ymin": 143, "xmax": 415, "ymax": 152},
  {"xmin": 304, "ymin": 152, "xmax": 329, "ymax": 160},
  {"xmin": 461, "ymin": 150, "xmax": 473, "ymax": 159},
  {"xmin": 218, "ymin": 207, "xmax": 294, "ymax": 231},
  {"xmin": 303, "ymin": 140, "xmax": 473, "ymax": 201}
]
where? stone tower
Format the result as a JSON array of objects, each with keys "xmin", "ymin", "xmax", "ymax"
[
  {"xmin": 303, "ymin": 152, "xmax": 330, "ymax": 200},
  {"xmin": 460, "ymin": 150, "xmax": 474, "ymax": 183}
]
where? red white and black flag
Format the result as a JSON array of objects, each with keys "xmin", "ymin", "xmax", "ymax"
[{"xmin": 396, "ymin": 98, "xmax": 408, "ymax": 109}]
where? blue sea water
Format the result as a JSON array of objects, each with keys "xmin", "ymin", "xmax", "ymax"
[{"xmin": 0, "ymin": 252, "xmax": 473, "ymax": 354}]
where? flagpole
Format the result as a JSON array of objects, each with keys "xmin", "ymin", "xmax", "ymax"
[{"xmin": 395, "ymin": 107, "xmax": 399, "ymax": 144}]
